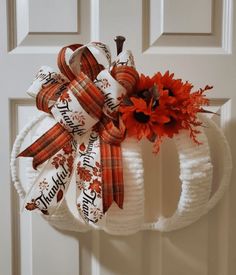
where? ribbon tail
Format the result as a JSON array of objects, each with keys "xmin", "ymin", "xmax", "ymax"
[
  {"xmin": 101, "ymin": 139, "xmax": 124, "ymax": 213},
  {"xmin": 111, "ymin": 144, "xmax": 124, "ymax": 210},
  {"xmin": 23, "ymin": 139, "xmax": 77, "ymax": 215},
  {"xmin": 100, "ymin": 139, "xmax": 113, "ymax": 213},
  {"xmin": 76, "ymin": 129, "xmax": 104, "ymax": 224},
  {"xmin": 18, "ymin": 123, "xmax": 73, "ymax": 169}
]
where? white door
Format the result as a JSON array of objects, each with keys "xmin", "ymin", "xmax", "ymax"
[{"xmin": 1, "ymin": 0, "xmax": 235, "ymax": 274}]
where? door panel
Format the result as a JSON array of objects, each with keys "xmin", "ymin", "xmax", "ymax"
[
  {"xmin": 1, "ymin": 0, "xmax": 235, "ymax": 274},
  {"xmin": 142, "ymin": 0, "xmax": 232, "ymax": 54},
  {"xmin": 8, "ymin": 0, "xmax": 91, "ymax": 52}
]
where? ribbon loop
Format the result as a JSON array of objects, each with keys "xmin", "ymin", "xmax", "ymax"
[
  {"xmin": 57, "ymin": 44, "xmax": 104, "ymax": 81},
  {"xmin": 111, "ymin": 66, "xmax": 139, "ymax": 96},
  {"xmin": 69, "ymin": 73, "xmax": 104, "ymax": 119},
  {"xmin": 69, "ymin": 42, "xmax": 112, "ymax": 78},
  {"xmin": 50, "ymin": 72, "xmax": 105, "ymax": 137}
]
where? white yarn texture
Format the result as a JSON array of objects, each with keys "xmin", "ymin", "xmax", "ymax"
[
  {"xmin": 142, "ymin": 122, "xmax": 213, "ymax": 232},
  {"xmin": 11, "ymin": 114, "xmax": 232, "ymax": 234}
]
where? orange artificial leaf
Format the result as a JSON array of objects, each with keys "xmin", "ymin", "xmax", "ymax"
[{"xmin": 25, "ymin": 201, "xmax": 38, "ymax": 211}]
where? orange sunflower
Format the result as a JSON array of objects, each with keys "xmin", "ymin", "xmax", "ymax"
[
  {"xmin": 119, "ymin": 97, "xmax": 169, "ymax": 140},
  {"xmin": 152, "ymin": 71, "xmax": 191, "ymax": 103},
  {"xmin": 155, "ymin": 111, "xmax": 182, "ymax": 138},
  {"xmin": 137, "ymin": 74, "xmax": 155, "ymax": 91}
]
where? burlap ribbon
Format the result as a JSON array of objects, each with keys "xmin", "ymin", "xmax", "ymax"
[{"xmin": 18, "ymin": 42, "xmax": 139, "ymax": 224}]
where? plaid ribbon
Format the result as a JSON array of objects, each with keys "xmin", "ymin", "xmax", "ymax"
[{"xmin": 18, "ymin": 43, "xmax": 139, "ymax": 215}]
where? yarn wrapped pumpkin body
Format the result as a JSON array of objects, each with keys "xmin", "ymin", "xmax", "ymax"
[{"xmin": 11, "ymin": 111, "xmax": 232, "ymax": 234}]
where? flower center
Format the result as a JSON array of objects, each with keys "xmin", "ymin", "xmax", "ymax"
[
  {"xmin": 137, "ymin": 89, "xmax": 151, "ymax": 100},
  {"xmin": 134, "ymin": 111, "xmax": 150, "ymax": 123},
  {"xmin": 163, "ymin": 87, "xmax": 174, "ymax": 96},
  {"xmin": 165, "ymin": 116, "xmax": 176, "ymax": 126}
]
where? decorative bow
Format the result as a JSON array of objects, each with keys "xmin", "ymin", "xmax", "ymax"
[{"xmin": 18, "ymin": 42, "xmax": 139, "ymax": 224}]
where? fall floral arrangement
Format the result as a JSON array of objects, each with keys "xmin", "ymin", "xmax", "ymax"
[{"xmin": 119, "ymin": 71, "xmax": 212, "ymax": 152}]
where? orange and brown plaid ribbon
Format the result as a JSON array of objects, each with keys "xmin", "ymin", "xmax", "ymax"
[{"xmin": 18, "ymin": 43, "xmax": 139, "ymax": 215}]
